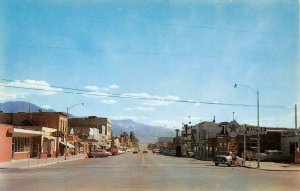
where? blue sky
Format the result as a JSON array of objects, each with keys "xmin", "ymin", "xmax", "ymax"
[{"xmin": 0, "ymin": 0, "xmax": 299, "ymax": 129}]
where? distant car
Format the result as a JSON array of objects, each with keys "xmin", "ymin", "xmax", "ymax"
[
  {"xmin": 213, "ymin": 151, "xmax": 244, "ymax": 167},
  {"xmin": 133, "ymin": 148, "xmax": 139, "ymax": 154},
  {"xmin": 170, "ymin": 150, "xmax": 176, "ymax": 156},
  {"xmin": 152, "ymin": 149, "xmax": 160, "ymax": 153},
  {"xmin": 118, "ymin": 150, "xmax": 125, "ymax": 154},
  {"xmin": 187, "ymin": 151, "xmax": 195, "ymax": 158},
  {"xmin": 143, "ymin": 150, "xmax": 148, "ymax": 154},
  {"xmin": 259, "ymin": 150, "xmax": 293, "ymax": 162},
  {"xmin": 162, "ymin": 150, "xmax": 170, "ymax": 155},
  {"xmin": 88, "ymin": 150, "xmax": 107, "ymax": 158},
  {"xmin": 104, "ymin": 150, "xmax": 112, "ymax": 157}
]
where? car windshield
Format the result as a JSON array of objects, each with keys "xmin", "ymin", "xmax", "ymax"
[{"xmin": 0, "ymin": 1, "xmax": 299, "ymax": 191}]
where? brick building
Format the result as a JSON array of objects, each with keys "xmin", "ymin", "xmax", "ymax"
[
  {"xmin": 0, "ymin": 124, "xmax": 13, "ymax": 162},
  {"xmin": 0, "ymin": 111, "xmax": 68, "ymax": 160}
]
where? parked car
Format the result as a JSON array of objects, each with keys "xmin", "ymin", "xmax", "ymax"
[
  {"xmin": 213, "ymin": 151, "xmax": 244, "ymax": 167},
  {"xmin": 152, "ymin": 149, "xmax": 160, "ymax": 153},
  {"xmin": 133, "ymin": 148, "xmax": 139, "ymax": 154},
  {"xmin": 88, "ymin": 150, "xmax": 107, "ymax": 158},
  {"xmin": 187, "ymin": 151, "xmax": 195, "ymax": 158},
  {"xmin": 162, "ymin": 149, "xmax": 170, "ymax": 155},
  {"xmin": 143, "ymin": 150, "xmax": 148, "ymax": 154},
  {"xmin": 109, "ymin": 147, "xmax": 119, "ymax": 156},
  {"xmin": 259, "ymin": 150, "xmax": 293, "ymax": 162},
  {"xmin": 170, "ymin": 150, "xmax": 176, "ymax": 156},
  {"xmin": 118, "ymin": 150, "xmax": 125, "ymax": 154}
]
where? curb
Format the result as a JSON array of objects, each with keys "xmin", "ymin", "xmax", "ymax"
[
  {"xmin": 20, "ymin": 157, "xmax": 87, "ymax": 169},
  {"xmin": 1, "ymin": 156, "xmax": 87, "ymax": 170},
  {"xmin": 243, "ymin": 165, "xmax": 300, "ymax": 172}
]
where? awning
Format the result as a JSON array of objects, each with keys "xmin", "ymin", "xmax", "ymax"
[
  {"xmin": 13, "ymin": 128, "xmax": 43, "ymax": 137},
  {"xmin": 60, "ymin": 142, "xmax": 75, "ymax": 149}
]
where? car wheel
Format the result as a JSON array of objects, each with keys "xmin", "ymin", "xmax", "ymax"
[
  {"xmin": 227, "ymin": 162, "xmax": 232, "ymax": 167},
  {"xmin": 215, "ymin": 163, "xmax": 219, "ymax": 166}
]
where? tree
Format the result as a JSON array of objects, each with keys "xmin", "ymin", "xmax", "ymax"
[{"xmin": 129, "ymin": 131, "xmax": 135, "ymax": 141}]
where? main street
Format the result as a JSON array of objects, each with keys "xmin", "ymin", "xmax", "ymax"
[{"xmin": 0, "ymin": 153, "xmax": 299, "ymax": 191}]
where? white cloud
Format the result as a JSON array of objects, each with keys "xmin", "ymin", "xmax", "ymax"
[
  {"xmin": 111, "ymin": 115, "xmax": 149, "ymax": 121},
  {"xmin": 101, "ymin": 99, "xmax": 118, "ymax": 105},
  {"xmin": 124, "ymin": 106, "xmax": 154, "ymax": 111},
  {"xmin": 150, "ymin": 119, "xmax": 181, "ymax": 129},
  {"xmin": 194, "ymin": 103, "xmax": 201, "ymax": 107},
  {"xmin": 0, "ymin": 79, "xmax": 62, "ymax": 101},
  {"xmin": 109, "ymin": 84, "xmax": 119, "ymax": 89},
  {"xmin": 122, "ymin": 92, "xmax": 180, "ymax": 106},
  {"xmin": 84, "ymin": 84, "xmax": 120, "ymax": 99},
  {"xmin": 84, "ymin": 86, "xmax": 100, "ymax": 92},
  {"xmin": 41, "ymin": 104, "xmax": 52, "ymax": 109}
]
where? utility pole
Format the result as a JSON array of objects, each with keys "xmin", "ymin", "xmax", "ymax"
[{"xmin": 257, "ymin": 90, "xmax": 260, "ymax": 168}]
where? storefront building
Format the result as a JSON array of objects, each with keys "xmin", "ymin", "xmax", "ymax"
[{"xmin": 0, "ymin": 124, "xmax": 13, "ymax": 162}]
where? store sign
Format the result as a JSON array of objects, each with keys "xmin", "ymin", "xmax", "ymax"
[
  {"xmin": 246, "ymin": 127, "xmax": 267, "ymax": 135},
  {"xmin": 282, "ymin": 131, "xmax": 297, "ymax": 137},
  {"xmin": 53, "ymin": 131, "xmax": 64, "ymax": 137},
  {"xmin": 228, "ymin": 121, "xmax": 241, "ymax": 138}
]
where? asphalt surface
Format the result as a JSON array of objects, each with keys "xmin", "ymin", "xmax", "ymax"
[{"xmin": 0, "ymin": 152, "xmax": 299, "ymax": 191}]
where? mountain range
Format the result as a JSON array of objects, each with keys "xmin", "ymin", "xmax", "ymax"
[{"xmin": 0, "ymin": 101, "xmax": 172, "ymax": 143}]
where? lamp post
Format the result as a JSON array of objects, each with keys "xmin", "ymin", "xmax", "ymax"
[
  {"xmin": 234, "ymin": 83, "xmax": 260, "ymax": 168},
  {"xmin": 65, "ymin": 102, "xmax": 84, "ymax": 160}
]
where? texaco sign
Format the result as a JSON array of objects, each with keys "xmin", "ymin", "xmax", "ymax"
[{"xmin": 227, "ymin": 121, "xmax": 241, "ymax": 138}]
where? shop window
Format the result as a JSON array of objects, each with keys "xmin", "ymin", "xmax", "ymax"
[{"xmin": 13, "ymin": 137, "xmax": 32, "ymax": 152}]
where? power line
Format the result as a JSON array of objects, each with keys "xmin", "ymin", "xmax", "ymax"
[
  {"xmin": 0, "ymin": 3, "xmax": 298, "ymax": 38},
  {"xmin": 0, "ymin": 78, "xmax": 294, "ymax": 109},
  {"xmin": 0, "ymin": 44, "xmax": 297, "ymax": 65}
]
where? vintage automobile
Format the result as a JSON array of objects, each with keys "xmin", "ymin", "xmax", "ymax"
[
  {"xmin": 143, "ymin": 149, "xmax": 148, "ymax": 154},
  {"xmin": 213, "ymin": 151, "xmax": 244, "ymax": 167},
  {"xmin": 259, "ymin": 150, "xmax": 293, "ymax": 162},
  {"xmin": 88, "ymin": 150, "xmax": 108, "ymax": 158},
  {"xmin": 133, "ymin": 148, "xmax": 139, "ymax": 154},
  {"xmin": 152, "ymin": 149, "xmax": 160, "ymax": 153}
]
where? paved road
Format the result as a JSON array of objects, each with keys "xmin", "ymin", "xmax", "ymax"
[{"xmin": 0, "ymin": 153, "xmax": 299, "ymax": 191}]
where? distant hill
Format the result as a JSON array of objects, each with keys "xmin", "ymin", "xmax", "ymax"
[
  {"xmin": 0, "ymin": 101, "xmax": 55, "ymax": 113},
  {"xmin": 111, "ymin": 119, "xmax": 173, "ymax": 143},
  {"xmin": 0, "ymin": 101, "xmax": 172, "ymax": 143}
]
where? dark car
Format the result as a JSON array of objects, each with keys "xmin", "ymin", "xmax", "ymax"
[
  {"xmin": 133, "ymin": 148, "xmax": 139, "ymax": 154},
  {"xmin": 143, "ymin": 150, "xmax": 148, "ymax": 154}
]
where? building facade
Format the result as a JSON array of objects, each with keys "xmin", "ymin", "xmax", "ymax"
[
  {"xmin": 0, "ymin": 111, "xmax": 68, "ymax": 161},
  {"xmin": 0, "ymin": 124, "xmax": 13, "ymax": 162},
  {"xmin": 69, "ymin": 116, "xmax": 112, "ymax": 149}
]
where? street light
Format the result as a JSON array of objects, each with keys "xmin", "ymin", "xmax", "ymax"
[
  {"xmin": 65, "ymin": 102, "xmax": 84, "ymax": 160},
  {"xmin": 234, "ymin": 83, "xmax": 260, "ymax": 168}
]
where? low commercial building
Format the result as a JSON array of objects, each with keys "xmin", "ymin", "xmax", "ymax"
[
  {"xmin": 156, "ymin": 137, "xmax": 174, "ymax": 149},
  {"xmin": 69, "ymin": 116, "xmax": 112, "ymax": 149},
  {"xmin": 69, "ymin": 126, "xmax": 100, "ymax": 153},
  {"xmin": 189, "ymin": 121, "xmax": 294, "ymax": 160},
  {"xmin": 12, "ymin": 126, "xmax": 57, "ymax": 160},
  {"xmin": 0, "ymin": 124, "xmax": 13, "ymax": 162},
  {"xmin": 0, "ymin": 111, "xmax": 68, "ymax": 161}
]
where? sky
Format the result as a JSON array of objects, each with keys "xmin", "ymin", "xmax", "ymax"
[{"xmin": 0, "ymin": 0, "xmax": 299, "ymax": 129}]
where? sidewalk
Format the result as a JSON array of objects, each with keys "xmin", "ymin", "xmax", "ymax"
[
  {"xmin": 0, "ymin": 153, "xmax": 87, "ymax": 169},
  {"xmin": 244, "ymin": 160, "xmax": 300, "ymax": 171}
]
